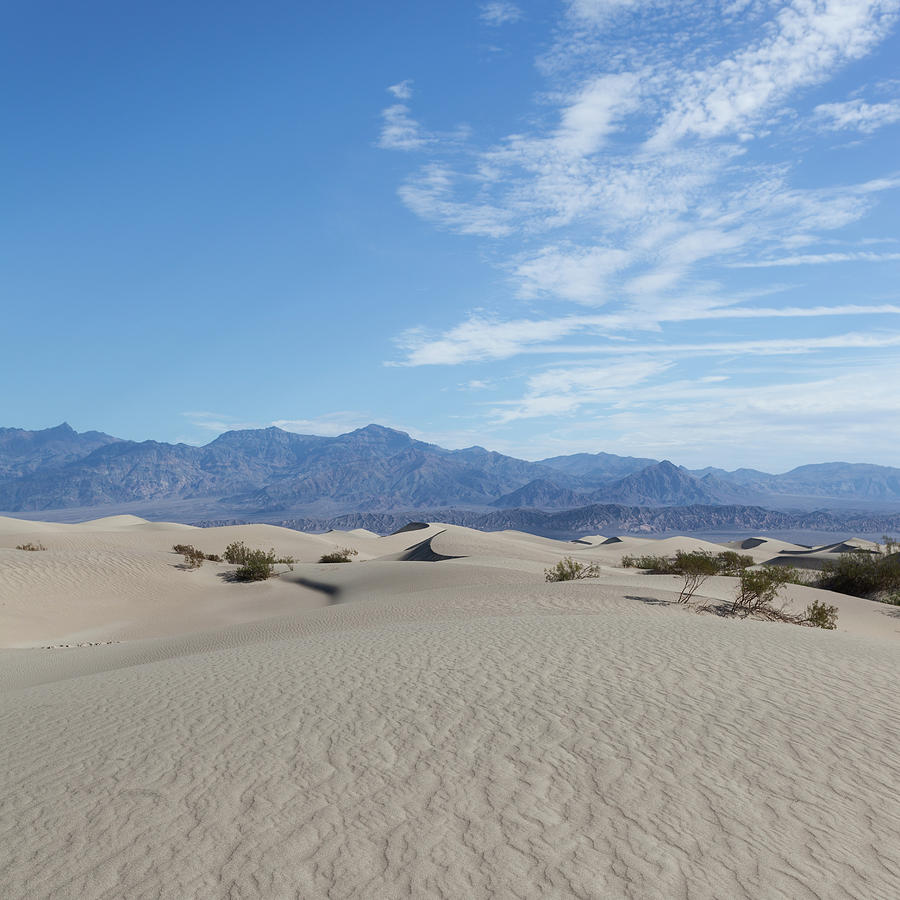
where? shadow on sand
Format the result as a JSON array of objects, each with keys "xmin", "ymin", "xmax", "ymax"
[{"xmin": 625, "ymin": 595, "xmax": 672, "ymax": 606}]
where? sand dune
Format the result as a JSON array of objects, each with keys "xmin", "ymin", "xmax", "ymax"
[{"xmin": 1, "ymin": 515, "xmax": 898, "ymax": 898}]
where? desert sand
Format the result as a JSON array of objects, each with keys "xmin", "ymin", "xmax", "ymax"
[{"xmin": 1, "ymin": 515, "xmax": 898, "ymax": 898}]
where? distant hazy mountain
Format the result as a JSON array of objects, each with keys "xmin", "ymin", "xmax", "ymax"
[
  {"xmin": 589, "ymin": 460, "xmax": 741, "ymax": 506},
  {"xmin": 1, "ymin": 423, "xmax": 899, "ymax": 518},
  {"xmin": 0, "ymin": 423, "xmax": 120, "ymax": 478},
  {"xmin": 491, "ymin": 479, "xmax": 588, "ymax": 510},
  {"xmin": 537, "ymin": 451, "xmax": 659, "ymax": 484}
]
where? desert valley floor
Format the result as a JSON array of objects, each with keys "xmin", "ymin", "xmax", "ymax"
[{"xmin": 1, "ymin": 515, "xmax": 898, "ymax": 898}]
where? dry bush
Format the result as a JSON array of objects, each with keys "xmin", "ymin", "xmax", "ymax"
[
  {"xmin": 622, "ymin": 550, "xmax": 752, "ymax": 579},
  {"xmin": 319, "ymin": 548, "xmax": 358, "ymax": 564},
  {"xmin": 672, "ymin": 551, "xmax": 720, "ymax": 603},
  {"xmin": 545, "ymin": 557, "xmax": 600, "ymax": 582},
  {"xmin": 803, "ymin": 599, "xmax": 839, "ymax": 629},
  {"xmin": 173, "ymin": 544, "xmax": 206, "ymax": 569},
  {"xmin": 233, "ymin": 548, "xmax": 278, "ymax": 581},
  {"xmin": 817, "ymin": 551, "xmax": 900, "ymax": 600},
  {"xmin": 15, "ymin": 542, "xmax": 46, "ymax": 551}
]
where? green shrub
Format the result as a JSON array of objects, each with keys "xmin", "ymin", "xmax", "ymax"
[
  {"xmin": 803, "ymin": 599, "xmax": 839, "ymax": 629},
  {"xmin": 15, "ymin": 542, "xmax": 46, "ymax": 551},
  {"xmin": 223, "ymin": 541, "xmax": 252, "ymax": 565},
  {"xmin": 233, "ymin": 548, "xmax": 278, "ymax": 581},
  {"xmin": 319, "ymin": 548, "xmax": 358, "ymax": 564},
  {"xmin": 545, "ymin": 557, "xmax": 600, "ymax": 582},
  {"xmin": 672, "ymin": 551, "xmax": 721, "ymax": 603},
  {"xmin": 622, "ymin": 550, "xmax": 752, "ymax": 578},
  {"xmin": 621, "ymin": 554, "xmax": 679, "ymax": 573},
  {"xmin": 173, "ymin": 543, "xmax": 220, "ymax": 568},
  {"xmin": 715, "ymin": 551, "xmax": 755, "ymax": 575},
  {"xmin": 731, "ymin": 567, "xmax": 795, "ymax": 617},
  {"xmin": 817, "ymin": 552, "xmax": 900, "ymax": 599}
]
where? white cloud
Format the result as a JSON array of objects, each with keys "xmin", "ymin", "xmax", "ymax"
[
  {"xmin": 378, "ymin": 103, "xmax": 429, "ymax": 151},
  {"xmin": 388, "ymin": 80, "xmax": 414, "ymax": 100},
  {"xmin": 814, "ymin": 97, "xmax": 900, "ymax": 132},
  {"xmin": 397, "ymin": 164, "xmax": 514, "ymax": 236},
  {"xmin": 392, "ymin": 307, "xmax": 900, "ymax": 366},
  {"xmin": 514, "ymin": 244, "xmax": 633, "ymax": 303},
  {"xmin": 491, "ymin": 358, "xmax": 672, "ymax": 422},
  {"xmin": 480, "ymin": 2, "xmax": 522, "ymax": 26},
  {"xmin": 566, "ymin": 0, "xmax": 655, "ymax": 21},
  {"xmin": 553, "ymin": 73, "xmax": 641, "ymax": 156},
  {"xmin": 648, "ymin": 0, "xmax": 900, "ymax": 149},
  {"xmin": 732, "ymin": 250, "xmax": 900, "ymax": 267},
  {"xmin": 375, "ymin": 1, "xmax": 900, "ymax": 463}
]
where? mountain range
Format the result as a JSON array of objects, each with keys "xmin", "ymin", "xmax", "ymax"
[{"xmin": 1, "ymin": 424, "xmax": 899, "ymax": 532}]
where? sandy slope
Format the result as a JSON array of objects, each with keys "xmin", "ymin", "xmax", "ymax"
[{"xmin": 1, "ymin": 516, "xmax": 899, "ymax": 898}]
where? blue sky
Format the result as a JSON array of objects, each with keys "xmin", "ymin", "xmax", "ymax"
[{"xmin": 2, "ymin": 0, "xmax": 899, "ymax": 470}]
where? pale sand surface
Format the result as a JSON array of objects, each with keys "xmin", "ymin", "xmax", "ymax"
[{"xmin": 2, "ymin": 516, "xmax": 899, "ymax": 898}]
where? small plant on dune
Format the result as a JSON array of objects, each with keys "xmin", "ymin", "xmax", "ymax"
[
  {"xmin": 714, "ymin": 550, "xmax": 755, "ymax": 576},
  {"xmin": 803, "ymin": 599, "xmax": 839, "ymax": 630},
  {"xmin": 223, "ymin": 540, "xmax": 252, "ymax": 565},
  {"xmin": 233, "ymin": 548, "xmax": 278, "ymax": 582},
  {"xmin": 183, "ymin": 547, "xmax": 206, "ymax": 569},
  {"xmin": 276, "ymin": 554, "xmax": 296, "ymax": 571},
  {"xmin": 544, "ymin": 556, "xmax": 600, "ymax": 582},
  {"xmin": 622, "ymin": 550, "xmax": 752, "ymax": 577},
  {"xmin": 173, "ymin": 543, "xmax": 221, "ymax": 568},
  {"xmin": 672, "ymin": 551, "xmax": 720, "ymax": 603},
  {"xmin": 319, "ymin": 547, "xmax": 358, "ymax": 564},
  {"xmin": 816, "ymin": 552, "xmax": 900, "ymax": 601},
  {"xmin": 15, "ymin": 542, "xmax": 46, "ymax": 551},
  {"xmin": 621, "ymin": 554, "xmax": 678, "ymax": 573},
  {"xmin": 731, "ymin": 566, "xmax": 796, "ymax": 619}
]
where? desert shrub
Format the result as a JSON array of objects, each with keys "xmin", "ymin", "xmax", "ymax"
[
  {"xmin": 545, "ymin": 556, "xmax": 600, "ymax": 582},
  {"xmin": 882, "ymin": 535, "xmax": 898, "ymax": 554},
  {"xmin": 622, "ymin": 550, "xmax": 752, "ymax": 578},
  {"xmin": 276, "ymin": 554, "xmax": 296, "ymax": 570},
  {"xmin": 817, "ymin": 552, "xmax": 900, "ymax": 599},
  {"xmin": 178, "ymin": 544, "xmax": 206, "ymax": 568},
  {"xmin": 731, "ymin": 567, "xmax": 795, "ymax": 618},
  {"xmin": 233, "ymin": 548, "xmax": 278, "ymax": 581},
  {"xmin": 803, "ymin": 599, "xmax": 839, "ymax": 630},
  {"xmin": 621, "ymin": 554, "xmax": 679, "ymax": 573},
  {"xmin": 319, "ymin": 548, "xmax": 358, "ymax": 564},
  {"xmin": 715, "ymin": 551, "xmax": 754, "ymax": 575},
  {"xmin": 223, "ymin": 541, "xmax": 250, "ymax": 565},
  {"xmin": 173, "ymin": 543, "xmax": 220, "ymax": 568},
  {"xmin": 672, "ymin": 551, "xmax": 720, "ymax": 603},
  {"xmin": 15, "ymin": 542, "xmax": 46, "ymax": 551}
]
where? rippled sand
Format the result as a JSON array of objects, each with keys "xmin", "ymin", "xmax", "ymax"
[{"xmin": 1, "ymin": 516, "xmax": 898, "ymax": 898}]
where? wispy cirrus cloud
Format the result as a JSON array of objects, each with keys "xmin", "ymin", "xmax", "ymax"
[
  {"xmin": 393, "ymin": 305, "xmax": 900, "ymax": 366},
  {"xmin": 378, "ymin": 104, "xmax": 429, "ymax": 151},
  {"xmin": 183, "ymin": 411, "xmax": 375, "ymax": 437},
  {"xmin": 479, "ymin": 2, "xmax": 522, "ymax": 26},
  {"xmin": 733, "ymin": 250, "xmax": 900, "ymax": 267},
  {"xmin": 375, "ymin": 1, "xmax": 900, "ymax": 460},
  {"xmin": 813, "ymin": 97, "xmax": 900, "ymax": 133}
]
